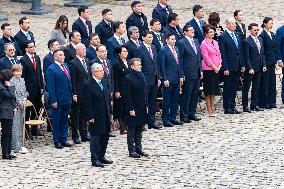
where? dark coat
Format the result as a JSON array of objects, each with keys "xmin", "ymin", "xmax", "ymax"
[
  {"xmin": 43, "ymin": 52, "xmax": 54, "ymax": 76},
  {"xmin": 123, "ymin": 69, "xmax": 147, "ymax": 126},
  {"xmin": 125, "ymin": 39, "xmax": 140, "ymax": 59},
  {"xmin": 106, "ymin": 36, "xmax": 126, "ymax": 64},
  {"xmin": 63, "ymin": 44, "xmax": 76, "ymax": 65},
  {"xmin": 259, "ymin": 30, "xmax": 277, "ymax": 66},
  {"xmin": 14, "ymin": 30, "xmax": 35, "ymax": 55},
  {"xmin": 186, "ymin": 18, "xmax": 206, "ymax": 44},
  {"xmin": 95, "ymin": 20, "xmax": 114, "ymax": 46},
  {"xmin": 152, "ymin": 3, "xmax": 173, "ymax": 28},
  {"xmin": 0, "ymin": 82, "xmax": 16, "ymax": 119},
  {"xmin": 126, "ymin": 12, "xmax": 149, "ymax": 40},
  {"xmin": 72, "ymin": 18, "xmax": 92, "ymax": 47},
  {"xmin": 82, "ymin": 78, "xmax": 111, "ymax": 135},
  {"xmin": 163, "ymin": 25, "xmax": 183, "ymax": 41},
  {"xmin": 0, "ymin": 56, "xmax": 20, "ymax": 71},
  {"xmin": 151, "ymin": 31, "xmax": 166, "ymax": 52},
  {"xmin": 86, "ymin": 46, "xmax": 97, "ymax": 61},
  {"xmin": 0, "ymin": 36, "xmax": 22, "ymax": 58},
  {"xmin": 235, "ymin": 22, "xmax": 246, "ymax": 41}
]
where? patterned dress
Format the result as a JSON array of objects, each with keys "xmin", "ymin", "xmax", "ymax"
[{"xmin": 11, "ymin": 77, "xmax": 28, "ymax": 152}]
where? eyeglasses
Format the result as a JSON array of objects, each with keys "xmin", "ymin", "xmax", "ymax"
[
  {"xmin": 253, "ymin": 29, "xmax": 259, "ymax": 31},
  {"xmin": 8, "ymin": 49, "xmax": 15, "ymax": 52}
]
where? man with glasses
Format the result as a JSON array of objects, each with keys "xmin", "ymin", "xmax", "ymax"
[{"xmin": 0, "ymin": 43, "xmax": 20, "ymax": 71}]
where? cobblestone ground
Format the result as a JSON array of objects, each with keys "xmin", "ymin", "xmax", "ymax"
[{"xmin": 1, "ymin": 0, "xmax": 284, "ymax": 188}]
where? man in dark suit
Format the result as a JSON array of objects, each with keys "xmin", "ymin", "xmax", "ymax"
[
  {"xmin": 150, "ymin": 19, "xmax": 166, "ymax": 52},
  {"xmin": 106, "ymin": 21, "xmax": 126, "ymax": 64},
  {"xmin": 124, "ymin": 58, "xmax": 149, "ymax": 158},
  {"xmin": 46, "ymin": 49, "xmax": 73, "ymax": 149},
  {"xmin": 14, "ymin": 17, "xmax": 35, "ymax": 55},
  {"xmin": 95, "ymin": 9, "xmax": 114, "ymax": 46},
  {"xmin": 20, "ymin": 40, "xmax": 44, "ymax": 136},
  {"xmin": 72, "ymin": 5, "xmax": 92, "ymax": 47},
  {"xmin": 70, "ymin": 43, "xmax": 91, "ymax": 144},
  {"xmin": 125, "ymin": 26, "xmax": 140, "ymax": 59},
  {"xmin": 0, "ymin": 43, "xmax": 20, "ymax": 71},
  {"xmin": 135, "ymin": 31, "xmax": 161, "ymax": 130},
  {"xmin": 234, "ymin": 10, "xmax": 246, "ymax": 41},
  {"xmin": 242, "ymin": 23, "xmax": 266, "ymax": 112},
  {"xmin": 0, "ymin": 23, "xmax": 22, "ymax": 58},
  {"xmin": 159, "ymin": 33, "xmax": 184, "ymax": 127},
  {"xmin": 177, "ymin": 25, "xmax": 202, "ymax": 123},
  {"xmin": 152, "ymin": 0, "xmax": 173, "ymax": 28},
  {"xmin": 82, "ymin": 63, "xmax": 113, "ymax": 167},
  {"xmin": 126, "ymin": 1, "xmax": 148, "ymax": 40},
  {"xmin": 86, "ymin": 33, "xmax": 100, "ymax": 61},
  {"xmin": 163, "ymin": 13, "xmax": 183, "ymax": 42},
  {"xmin": 219, "ymin": 18, "xmax": 245, "ymax": 114},
  {"xmin": 64, "ymin": 31, "xmax": 81, "ymax": 64},
  {"xmin": 186, "ymin": 5, "xmax": 206, "ymax": 44},
  {"xmin": 43, "ymin": 39, "xmax": 60, "ymax": 76}
]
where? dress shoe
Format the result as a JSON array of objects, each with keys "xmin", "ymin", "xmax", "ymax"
[
  {"xmin": 73, "ymin": 138, "xmax": 81, "ymax": 144},
  {"xmin": 81, "ymin": 136, "xmax": 90, "ymax": 142},
  {"xmin": 109, "ymin": 131, "xmax": 116, "ymax": 137},
  {"xmin": 148, "ymin": 124, "xmax": 162, "ymax": 129},
  {"xmin": 9, "ymin": 155, "xmax": 16, "ymax": 159},
  {"xmin": 142, "ymin": 126, "xmax": 147, "ymax": 131},
  {"xmin": 170, "ymin": 120, "xmax": 184, "ymax": 125},
  {"xmin": 232, "ymin": 108, "xmax": 242, "ymax": 114},
  {"xmin": 92, "ymin": 160, "xmax": 104, "ymax": 168},
  {"xmin": 100, "ymin": 157, "xmax": 113, "ymax": 164},
  {"xmin": 55, "ymin": 143, "xmax": 64, "ymax": 149},
  {"xmin": 224, "ymin": 109, "xmax": 234, "ymax": 114},
  {"xmin": 163, "ymin": 122, "xmax": 173, "ymax": 127},
  {"xmin": 2, "ymin": 155, "xmax": 12, "ymax": 160},
  {"xmin": 264, "ymin": 105, "xmax": 271, "ymax": 109},
  {"xmin": 180, "ymin": 118, "xmax": 191, "ymax": 123},
  {"xmin": 61, "ymin": 142, "xmax": 73, "ymax": 147},
  {"xmin": 251, "ymin": 106, "xmax": 264, "ymax": 111},
  {"xmin": 188, "ymin": 115, "xmax": 201, "ymax": 121},
  {"xmin": 270, "ymin": 104, "xmax": 277, "ymax": 109},
  {"xmin": 137, "ymin": 151, "xmax": 149, "ymax": 157},
  {"xmin": 129, "ymin": 152, "xmax": 141, "ymax": 158},
  {"xmin": 243, "ymin": 107, "xmax": 251, "ymax": 113}
]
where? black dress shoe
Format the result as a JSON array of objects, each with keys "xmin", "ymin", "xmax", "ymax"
[
  {"xmin": 81, "ymin": 136, "xmax": 90, "ymax": 142},
  {"xmin": 232, "ymin": 108, "xmax": 242, "ymax": 114},
  {"xmin": 270, "ymin": 104, "xmax": 277, "ymax": 109},
  {"xmin": 148, "ymin": 124, "xmax": 162, "ymax": 129},
  {"xmin": 129, "ymin": 152, "xmax": 141, "ymax": 158},
  {"xmin": 109, "ymin": 131, "xmax": 116, "ymax": 137},
  {"xmin": 142, "ymin": 126, "xmax": 147, "ymax": 131},
  {"xmin": 224, "ymin": 109, "xmax": 234, "ymax": 114},
  {"xmin": 170, "ymin": 120, "xmax": 184, "ymax": 125},
  {"xmin": 264, "ymin": 105, "xmax": 271, "ymax": 109},
  {"xmin": 100, "ymin": 157, "xmax": 113, "ymax": 164},
  {"xmin": 188, "ymin": 115, "xmax": 201, "ymax": 121},
  {"xmin": 180, "ymin": 118, "xmax": 191, "ymax": 123},
  {"xmin": 73, "ymin": 138, "xmax": 81, "ymax": 144},
  {"xmin": 251, "ymin": 106, "xmax": 264, "ymax": 111},
  {"xmin": 92, "ymin": 160, "xmax": 104, "ymax": 168},
  {"xmin": 137, "ymin": 151, "xmax": 149, "ymax": 157},
  {"xmin": 61, "ymin": 142, "xmax": 73, "ymax": 147},
  {"xmin": 9, "ymin": 155, "xmax": 16, "ymax": 159},
  {"xmin": 163, "ymin": 122, "xmax": 173, "ymax": 127},
  {"xmin": 2, "ymin": 155, "xmax": 12, "ymax": 160},
  {"xmin": 243, "ymin": 107, "xmax": 251, "ymax": 113},
  {"xmin": 55, "ymin": 143, "xmax": 64, "ymax": 149}
]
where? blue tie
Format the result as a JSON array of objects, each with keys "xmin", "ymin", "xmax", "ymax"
[
  {"xmin": 26, "ymin": 32, "xmax": 31, "ymax": 40},
  {"xmin": 98, "ymin": 81, "xmax": 103, "ymax": 91},
  {"xmin": 230, "ymin": 32, "xmax": 239, "ymax": 48},
  {"xmin": 199, "ymin": 20, "xmax": 203, "ymax": 31}
]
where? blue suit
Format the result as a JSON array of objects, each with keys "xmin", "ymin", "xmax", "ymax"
[
  {"xmin": 177, "ymin": 37, "xmax": 202, "ymax": 119},
  {"xmin": 43, "ymin": 52, "xmax": 54, "ymax": 76},
  {"xmin": 159, "ymin": 45, "xmax": 183, "ymax": 123},
  {"xmin": 46, "ymin": 63, "xmax": 72, "ymax": 145},
  {"xmin": 275, "ymin": 25, "xmax": 284, "ymax": 102},
  {"xmin": 86, "ymin": 46, "xmax": 97, "ymax": 61},
  {"xmin": 186, "ymin": 18, "xmax": 205, "ymax": 44},
  {"xmin": 106, "ymin": 35, "xmax": 125, "ymax": 64},
  {"xmin": 163, "ymin": 25, "xmax": 183, "ymax": 42},
  {"xmin": 0, "ymin": 56, "xmax": 20, "ymax": 71},
  {"xmin": 14, "ymin": 30, "xmax": 35, "ymax": 55},
  {"xmin": 72, "ymin": 18, "xmax": 92, "ymax": 47},
  {"xmin": 152, "ymin": 3, "xmax": 173, "ymax": 28}
]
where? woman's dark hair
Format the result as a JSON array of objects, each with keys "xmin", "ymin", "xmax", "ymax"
[
  {"xmin": 208, "ymin": 12, "xmax": 220, "ymax": 27},
  {"xmin": 114, "ymin": 45, "xmax": 127, "ymax": 58},
  {"xmin": 261, "ymin": 17, "xmax": 273, "ymax": 28},
  {"xmin": 55, "ymin": 15, "xmax": 69, "ymax": 32},
  {"xmin": 202, "ymin": 24, "xmax": 216, "ymax": 36},
  {"xmin": 0, "ymin": 69, "xmax": 13, "ymax": 83}
]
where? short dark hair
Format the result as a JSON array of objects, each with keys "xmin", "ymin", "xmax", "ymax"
[
  {"xmin": 192, "ymin": 5, "xmax": 203, "ymax": 16},
  {"xmin": 113, "ymin": 21, "xmax": 123, "ymax": 32},
  {"xmin": 234, "ymin": 10, "xmax": 242, "ymax": 18},
  {"xmin": 24, "ymin": 40, "xmax": 34, "ymax": 49},
  {"xmin": 150, "ymin": 18, "xmax": 160, "ymax": 26},
  {"xmin": 114, "ymin": 45, "xmax": 127, "ymax": 57},
  {"xmin": 130, "ymin": 58, "xmax": 141, "ymax": 66},
  {"xmin": 69, "ymin": 30, "xmax": 79, "ymax": 41},
  {"xmin": 261, "ymin": 17, "xmax": 273, "ymax": 28},
  {"xmin": 248, "ymin": 23, "xmax": 258, "ymax": 30},
  {"xmin": 19, "ymin": 16, "xmax": 28, "ymax": 25},
  {"xmin": 96, "ymin": 44, "xmax": 106, "ymax": 51},
  {"xmin": 165, "ymin": 32, "xmax": 175, "ymax": 40},
  {"xmin": 53, "ymin": 49, "xmax": 63, "ymax": 56},
  {"xmin": 131, "ymin": 1, "xmax": 141, "ymax": 8},
  {"xmin": 0, "ymin": 69, "xmax": 13, "ymax": 83},
  {"xmin": 183, "ymin": 24, "xmax": 193, "ymax": 33},
  {"xmin": 202, "ymin": 24, "xmax": 216, "ymax": 35},
  {"xmin": 1, "ymin": 23, "xmax": 10, "ymax": 30},
  {"xmin": 89, "ymin": 33, "xmax": 99, "ymax": 41},
  {"xmin": 141, "ymin": 30, "xmax": 152, "ymax": 38},
  {"xmin": 48, "ymin": 39, "xmax": 58, "ymax": 49},
  {"xmin": 168, "ymin": 13, "xmax": 178, "ymax": 24},
  {"xmin": 78, "ymin": 5, "xmax": 88, "ymax": 16},
  {"xmin": 102, "ymin": 8, "xmax": 112, "ymax": 16},
  {"xmin": 208, "ymin": 12, "xmax": 220, "ymax": 27}
]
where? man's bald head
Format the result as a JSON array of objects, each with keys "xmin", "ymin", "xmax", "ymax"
[
  {"xmin": 76, "ymin": 43, "xmax": 86, "ymax": 58},
  {"xmin": 226, "ymin": 18, "xmax": 236, "ymax": 32}
]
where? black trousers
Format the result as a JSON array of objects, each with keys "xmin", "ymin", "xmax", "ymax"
[
  {"xmin": 145, "ymin": 83, "xmax": 158, "ymax": 125},
  {"xmin": 259, "ymin": 64, "xmax": 276, "ymax": 107},
  {"xmin": 70, "ymin": 100, "xmax": 88, "ymax": 140},
  {"xmin": 127, "ymin": 124, "xmax": 143, "ymax": 154},
  {"xmin": 223, "ymin": 71, "xmax": 240, "ymax": 110},
  {"xmin": 26, "ymin": 95, "xmax": 41, "ymax": 135},
  {"xmin": 90, "ymin": 133, "xmax": 109, "ymax": 163},
  {"xmin": 242, "ymin": 70, "xmax": 261, "ymax": 107},
  {"xmin": 1, "ymin": 118, "xmax": 13, "ymax": 157}
]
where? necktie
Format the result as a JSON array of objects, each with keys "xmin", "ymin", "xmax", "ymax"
[
  {"xmin": 61, "ymin": 63, "xmax": 70, "ymax": 80},
  {"xmin": 98, "ymin": 81, "xmax": 103, "ymax": 90},
  {"xmin": 103, "ymin": 60, "xmax": 109, "ymax": 75},
  {"xmin": 230, "ymin": 32, "xmax": 239, "ymax": 48},
  {"xmin": 199, "ymin": 20, "xmax": 203, "ymax": 31},
  {"xmin": 140, "ymin": 17, "xmax": 144, "ymax": 26},
  {"xmin": 82, "ymin": 59, "xmax": 88, "ymax": 73},
  {"xmin": 147, "ymin": 46, "xmax": 153, "ymax": 59},
  {"xmin": 255, "ymin": 37, "xmax": 261, "ymax": 53},
  {"xmin": 10, "ymin": 58, "xmax": 16, "ymax": 65},
  {"xmin": 26, "ymin": 32, "xmax": 31, "ymax": 40},
  {"xmin": 31, "ymin": 55, "xmax": 37, "ymax": 71},
  {"xmin": 136, "ymin": 41, "xmax": 140, "ymax": 47},
  {"xmin": 85, "ymin": 22, "xmax": 89, "ymax": 36},
  {"xmin": 191, "ymin": 39, "xmax": 197, "ymax": 55},
  {"xmin": 171, "ymin": 46, "xmax": 178, "ymax": 64},
  {"xmin": 119, "ymin": 38, "xmax": 123, "ymax": 45},
  {"xmin": 175, "ymin": 27, "xmax": 181, "ymax": 37}
]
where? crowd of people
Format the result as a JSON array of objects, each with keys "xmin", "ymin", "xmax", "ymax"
[{"xmin": 0, "ymin": 0, "xmax": 283, "ymax": 167}]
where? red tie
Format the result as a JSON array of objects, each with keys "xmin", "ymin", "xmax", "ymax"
[
  {"xmin": 171, "ymin": 46, "xmax": 178, "ymax": 64},
  {"xmin": 61, "ymin": 63, "xmax": 70, "ymax": 80},
  {"xmin": 31, "ymin": 55, "xmax": 37, "ymax": 71}
]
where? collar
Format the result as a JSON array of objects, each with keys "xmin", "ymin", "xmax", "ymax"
[
  {"xmin": 6, "ymin": 55, "xmax": 13, "ymax": 59},
  {"xmin": 70, "ymin": 42, "xmax": 77, "ymax": 49},
  {"xmin": 26, "ymin": 53, "xmax": 34, "ymax": 59},
  {"xmin": 131, "ymin": 38, "xmax": 139, "ymax": 44},
  {"xmin": 55, "ymin": 61, "xmax": 63, "ymax": 67},
  {"xmin": 226, "ymin": 29, "xmax": 234, "ymax": 35},
  {"xmin": 143, "ymin": 42, "xmax": 151, "ymax": 48},
  {"xmin": 114, "ymin": 34, "xmax": 121, "ymax": 41},
  {"xmin": 21, "ymin": 29, "xmax": 29, "ymax": 35},
  {"xmin": 167, "ymin": 44, "xmax": 175, "ymax": 49},
  {"xmin": 153, "ymin": 31, "xmax": 161, "ymax": 36},
  {"xmin": 159, "ymin": 3, "xmax": 166, "ymax": 9},
  {"xmin": 104, "ymin": 20, "xmax": 111, "ymax": 26},
  {"xmin": 99, "ymin": 57, "xmax": 106, "ymax": 63},
  {"xmin": 250, "ymin": 35, "xmax": 258, "ymax": 40},
  {"xmin": 90, "ymin": 44, "xmax": 97, "ymax": 50},
  {"xmin": 194, "ymin": 17, "xmax": 201, "ymax": 24},
  {"xmin": 80, "ymin": 17, "xmax": 87, "ymax": 24},
  {"xmin": 76, "ymin": 55, "xmax": 85, "ymax": 63},
  {"xmin": 93, "ymin": 76, "xmax": 101, "ymax": 83},
  {"xmin": 185, "ymin": 36, "xmax": 194, "ymax": 42}
]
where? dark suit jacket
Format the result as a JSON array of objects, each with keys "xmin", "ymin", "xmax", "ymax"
[
  {"xmin": 72, "ymin": 18, "xmax": 92, "ymax": 47},
  {"xmin": 159, "ymin": 45, "xmax": 183, "ymax": 84},
  {"xmin": 106, "ymin": 35, "xmax": 125, "ymax": 64},
  {"xmin": 135, "ymin": 43, "xmax": 160, "ymax": 86},
  {"xmin": 151, "ymin": 31, "xmax": 166, "ymax": 52},
  {"xmin": 113, "ymin": 58, "xmax": 129, "ymax": 93},
  {"xmin": 176, "ymin": 37, "xmax": 202, "ymax": 80},
  {"xmin": 43, "ymin": 52, "xmax": 54, "ymax": 76},
  {"xmin": 218, "ymin": 30, "xmax": 244, "ymax": 71},
  {"xmin": 14, "ymin": 30, "xmax": 35, "ymax": 55},
  {"xmin": 126, "ymin": 12, "xmax": 149, "ymax": 39},
  {"xmin": 95, "ymin": 20, "xmax": 114, "ymax": 46},
  {"xmin": 123, "ymin": 69, "xmax": 147, "ymax": 126},
  {"xmin": 0, "ymin": 36, "xmax": 22, "ymax": 58},
  {"xmin": 70, "ymin": 57, "xmax": 91, "ymax": 99},
  {"xmin": 0, "ymin": 82, "xmax": 16, "ymax": 119},
  {"xmin": 20, "ymin": 54, "xmax": 44, "ymax": 99},
  {"xmin": 152, "ymin": 3, "xmax": 173, "ymax": 28},
  {"xmin": 163, "ymin": 25, "xmax": 183, "ymax": 41},
  {"xmin": 64, "ymin": 44, "xmax": 76, "ymax": 65},
  {"xmin": 82, "ymin": 78, "xmax": 111, "ymax": 135},
  {"xmin": 186, "ymin": 18, "xmax": 206, "ymax": 44},
  {"xmin": 235, "ymin": 22, "xmax": 246, "ymax": 41},
  {"xmin": 243, "ymin": 36, "xmax": 266, "ymax": 71},
  {"xmin": 259, "ymin": 30, "xmax": 277, "ymax": 66},
  {"xmin": 86, "ymin": 46, "xmax": 97, "ymax": 61},
  {"xmin": 125, "ymin": 39, "xmax": 140, "ymax": 59},
  {"xmin": 276, "ymin": 25, "xmax": 284, "ymax": 61},
  {"xmin": 0, "ymin": 56, "xmax": 20, "ymax": 71}
]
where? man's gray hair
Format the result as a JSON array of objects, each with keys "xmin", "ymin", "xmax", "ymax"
[
  {"xmin": 91, "ymin": 63, "xmax": 103, "ymax": 71},
  {"xmin": 4, "ymin": 42, "xmax": 15, "ymax": 51},
  {"xmin": 226, "ymin": 18, "xmax": 236, "ymax": 24},
  {"xmin": 128, "ymin": 26, "xmax": 139, "ymax": 36}
]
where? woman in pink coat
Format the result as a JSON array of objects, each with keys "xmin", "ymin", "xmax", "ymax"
[{"xmin": 200, "ymin": 24, "xmax": 222, "ymax": 117}]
